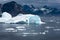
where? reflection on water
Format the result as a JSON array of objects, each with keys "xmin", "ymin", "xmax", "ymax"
[{"xmin": 0, "ymin": 16, "xmax": 60, "ymax": 40}]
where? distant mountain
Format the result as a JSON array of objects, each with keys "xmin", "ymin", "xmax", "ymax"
[
  {"xmin": 0, "ymin": 4, "xmax": 2, "ymax": 13},
  {"xmin": 40, "ymin": 5, "xmax": 60, "ymax": 16},
  {"xmin": 1, "ymin": 1, "xmax": 60, "ymax": 17},
  {"xmin": 1, "ymin": 1, "xmax": 22, "ymax": 17}
]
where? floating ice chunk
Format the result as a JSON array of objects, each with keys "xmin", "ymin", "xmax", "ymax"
[
  {"xmin": 16, "ymin": 26, "xmax": 25, "ymax": 29},
  {"xmin": 22, "ymin": 34, "xmax": 28, "ymax": 37},
  {"xmin": 42, "ymin": 32, "xmax": 46, "ymax": 34},
  {"xmin": 23, "ymin": 33, "xmax": 30, "ymax": 35},
  {"xmin": 5, "ymin": 28, "xmax": 17, "ymax": 32},
  {"xmin": 22, "ymin": 33, "xmax": 38, "ymax": 35},
  {"xmin": 5, "ymin": 28, "xmax": 15, "ymax": 31},
  {"xmin": 45, "ymin": 26, "xmax": 54, "ymax": 29}
]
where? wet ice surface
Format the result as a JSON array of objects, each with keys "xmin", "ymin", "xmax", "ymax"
[{"xmin": 0, "ymin": 16, "xmax": 60, "ymax": 40}]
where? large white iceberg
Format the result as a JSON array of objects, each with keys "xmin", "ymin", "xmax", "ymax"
[{"xmin": 0, "ymin": 12, "xmax": 45, "ymax": 24}]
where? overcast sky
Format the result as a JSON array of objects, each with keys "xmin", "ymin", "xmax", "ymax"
[{"xmin": 0, "ymin": 0, "xmax": 59, "ymax": 4}]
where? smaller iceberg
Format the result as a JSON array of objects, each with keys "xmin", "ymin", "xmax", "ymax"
[{"xmin": 0, "ymin": 12, "xmax": 45, "ymax": 24}]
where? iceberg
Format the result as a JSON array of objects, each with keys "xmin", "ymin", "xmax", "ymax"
[{"xmin": 0, "ymin": 12, "xmax": 45, "ymax": 24}]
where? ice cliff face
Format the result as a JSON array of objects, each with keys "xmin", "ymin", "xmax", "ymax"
[{"xmin": 0, "ymin": 12, "xmax": 45, "ymax": 24}]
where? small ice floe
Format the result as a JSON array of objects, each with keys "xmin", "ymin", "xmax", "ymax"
[
  {"xmin": 5, "ymin": 28, "xmax": 17, "ymax": 32},
  {"xmin": 22, "ymin": 33, "xmax": 38, "ymax": 37},
  {"xmin": 22, "ymin": 33, "xmax": 38, "ymax": 35},
  {"xmin": 41, "ymin": 32, "xmax": 46, "ymax": 35},
  {"xmin": 45, "ymin": 26, "xmax": 54, "ymax": 29},
  {"xmin": 16, "ymin": 26, "xmax": 25, "ymax": 29},
  {"xmin": 39, "ymin": 30, "xmax": 48, "ymax": 35},
  {"xmin": 22, "ymin": 35, "xmax": 27, "ymax": 37},
  {"xmin": 5, "ymin": 28, "xmax": 15, "ymax": 30},
  {"xmin": 23, "ymin": 33, "xmax": 30, "ymax": 35},
  {"xmin": 53, "ymin": 29, "xmax": 60, "ymax": 31},
  {"xmin": 22, "ymin": 33, "xmax": 39, "ymax": 37}
]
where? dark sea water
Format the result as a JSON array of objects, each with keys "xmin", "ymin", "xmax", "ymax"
[{"xmin": 0, "ymin": 16, "xmax": 60, "ymax": 40}]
